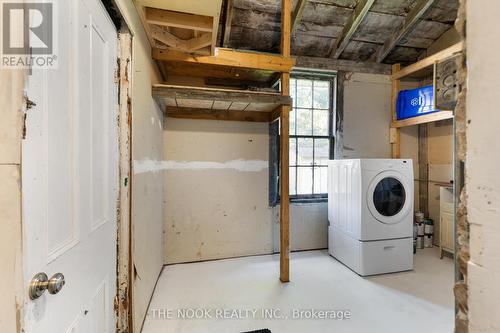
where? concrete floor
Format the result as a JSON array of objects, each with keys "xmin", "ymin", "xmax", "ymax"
[{"xmin": 142, "ymin": 248, "xmax": 454, "ymax": 333}]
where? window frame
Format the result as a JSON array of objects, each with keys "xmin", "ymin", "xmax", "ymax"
[{"xmin": 289, "ymin": 71, "xmax": 337, "ymax": 203}]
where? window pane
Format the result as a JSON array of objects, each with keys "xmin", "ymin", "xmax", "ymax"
[
  {"xmin": 297, "ymin": 138, "xmax": 313, "ymax": 165},
  {"xmin": 289, "ymin": 167, "xmax": 296, "ymax": 195},
  {"xmin": 297, "ymin": 167, "xmax": 313, "ymax": 195},
  {"xmin": 289, "ymin": 138, "xmax": 296, "ymax": 166},
  {"xmin": 313, "ymin": 167, "xmax": 328, "ymax": 194},
  {"xmin": 313, "ymin": 109, "xmax": 329, "ymax": 136},
  {"xmin": 296, "ymin": 108, "xmax": 312, "ymax": 135},
  {"xmin": 296, "ymin": 79, "xmax": 312, "ymax": 108},
  {"xmin": 289, "ymin": 109, "xmax": 296, "ymax": 135},
  {"xmin": 290, "ymin": 78, "xmax": 296, "ymax": 107},
  {"xmin": 313, "ymin": 80, "xmax": 330, "ymax": 109},
  {"xmin": 314, "ymin": 138, "xmax": 330, "ymax": 166}
]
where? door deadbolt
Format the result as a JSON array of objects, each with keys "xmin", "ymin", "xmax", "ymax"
[{"xmin": 29, "ymin": 273, "xmax": 66, "ymax": 300}]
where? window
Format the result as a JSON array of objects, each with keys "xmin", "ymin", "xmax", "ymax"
[{"xmin": 269, "ymin": 73, "xmax": 336, "ymax": 205}]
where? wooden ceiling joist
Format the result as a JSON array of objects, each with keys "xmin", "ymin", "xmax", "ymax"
[
  {"xmin": 295, "ymin": 55, "xmax": 392, "ymax": 75},
  {"xmin": 329, "ymin": 0, "xmax": 375, "ymax": 59},
  {"xmin": 376, "ymin": 0, "xmax": 437, "ymax": 63},
  {"xmin": 145, "ymin": 7, "xmax": 213, "ymax": 32},
  {"xmin": 291, "ymin": 0, "xmax": 308, "ymax": 32},
  {"xmin": 152, "ymin": 48, "xmax": 295, "ymax": 73}
]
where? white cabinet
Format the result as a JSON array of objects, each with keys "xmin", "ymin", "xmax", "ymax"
[{"xmin": 439, "ymin": 186, "xmax": 454, "ymax": 258}]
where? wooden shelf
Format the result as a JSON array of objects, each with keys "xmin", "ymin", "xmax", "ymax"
[
  {"xmin": 153, "ymin": 84, "xmax": 292, "ymax": 122},
  {"xmin": 392, "ymin": 42, "xmax": 463, "ymax": 80},
  {"xmin": 391, "ymin": 111, "xmax": 454, "ymax": 128}
]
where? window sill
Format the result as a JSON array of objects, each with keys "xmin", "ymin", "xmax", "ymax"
[
  {"xmin": 290, "ymin": 196, "xmax": 328, "ymax": 204},
  {"xmin": 270, "ymin": 196, "xmax": 328, "ymax": 206}
]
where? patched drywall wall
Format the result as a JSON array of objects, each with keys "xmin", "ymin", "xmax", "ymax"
[
  {"xmin": 467, "ymin": 1, "xmax": 500, "ymax": 332},
  {"xmin": 163, "ymin": 119, "xmax": 274, "ymax": 263},
  {"xmin": 114, "ymin": 1, "xmax": 164, "ymax": 331},
  {"xmin": 428, "ymin": 120, "xmax": 454, "ymax": 243}
]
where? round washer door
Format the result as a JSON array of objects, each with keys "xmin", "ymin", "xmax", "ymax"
[{"xmin": 367, "ymin": 170, "xmax": 411, "ymax": 224}]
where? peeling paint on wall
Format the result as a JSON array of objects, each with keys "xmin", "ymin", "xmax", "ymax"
[{"xmin": 133, "ymin": 159, "xmax": 269, "ymax": 174}]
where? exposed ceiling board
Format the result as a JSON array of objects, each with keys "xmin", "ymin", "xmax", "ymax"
[
  {"xmin": 295, "ymin": 55, "xmax": 392, "ymax": 74},
  {"xmin": 369, "ymin": 0, "xmax": 416, "ymax": 16},
  {"xmin": 294, "ymin": 21, "xmax": 343, "ymax": 38},
  {"xmin": 292, "ymin": 34, "xmax": 333, "ymax": 57},
  {"xmin": 406, "ymin": 18, "xmax": 451, "ymax": 40},
  {"xmin": 339, "ymin": 40, "xmax": 379, "ymax": 62},
  {"xmin": 231, "ymin": 7, "xmax": 342, "ymax": 38},
  {"xmin": 384, "ymin": 46, "xmax": 426, "ymax": 65},
  {"xmin": 233, "ymin": 0, "xmax": 281, "ymax": 14},
  {"xmin": 232, "ymin": 7, "xmax": 280, "ymax": 32},
  {"xmin": 301, "ymin": 2, "xmax": 353, "ymax": 26},
  {"xmin": 308, "ymin": 0, "xmax": 357, "ymax": 7},
  {"xmin": 228, "ymin": 27, "xmax": 280, "ymax": 52},
  {"xmin": 422, "ymin": 0, "xmax": 459, "ymax": 23},
  {"xmin": 351, "ymin": 12, "xmax": 405, "ymax": 44},
  {"xmin": 219, "ymin": 0, "xmax": 458, "ymax": 65}
]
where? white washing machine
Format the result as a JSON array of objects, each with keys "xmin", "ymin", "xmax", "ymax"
[{"xmin": 327, "ymin": 159, "xmax": 414, "ymax": 276}]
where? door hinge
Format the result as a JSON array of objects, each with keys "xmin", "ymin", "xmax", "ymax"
[
  {"xmin": 114, "ymin": 58, "xmax": 120, "ymax": 83},
  {"xmin": 26, "ymin": 97, "xmax": 36, "ymax": 109}
]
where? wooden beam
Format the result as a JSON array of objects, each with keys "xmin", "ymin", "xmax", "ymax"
[
  {"xmin": 281, "ymin": 0, "xmax": 291, "ymax": 57},
  {"xmin": 329, "ymin": 0, "xmax": 375, "ymax": 59},
  {"xmin": 145, "ymin": 7, "xmax": 213, "ymax": 32},
  {"xmin": 186, "ymin": 33, "xmax": 212, "ymax": 51},
  {"xmin": 391, "ymin": 111, "xmax": 454, "ymax": 128},
  {"xmin": 391, "ymin": 64, "xmax": 401, "ymax": 158},
  {"xmin": 150, "ymin": 25, "xmax": 188, "ymax": 51},
  {"xmin": 165, "ymin": 107, "xmax": 272, "ymax": 122},
  {"xmin": 418, "ymin": 124, "xmax": 429, "ymax": 216},
  {"xmin": 222, "ymin": 0, "xmax": 233, "ymax": 47},
  {"xmin": 392, "ymin": 41, "xmax": 464, "ymax": 80},
  {"xmin": 279, "ymin": 73, "xmax": 290, "ymax": 283},
  {"xmin": 376, "ymin": 0, "xmax": 436, "ymax": 63},
  {"xmin": 291, "ymin": 0, "xmax": 308, "ymax": 32},
  {"xmin": 153, "ymin": 84, "xmax": 292, "ymax": 105},
  {"xmin": 153, "ymin": 48, "xmax": 295, "ymax": 73},
  {"xmin": 295, "ymin": 56, "xmax": 392, "ymax": 75},
  {"xmin": 280, "ymin": 0, "xmax": 291, "ymax": 284}
]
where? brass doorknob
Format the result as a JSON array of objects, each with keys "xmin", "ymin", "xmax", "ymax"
[{"xmin": 29, "ymin": 273, "xmax": 66, "ymax": 300}]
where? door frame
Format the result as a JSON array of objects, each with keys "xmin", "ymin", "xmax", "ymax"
[{"xmin": 115, "ymin": 25, "xmax": 133, "ymax": 332}]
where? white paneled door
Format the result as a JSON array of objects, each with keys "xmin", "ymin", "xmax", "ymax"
[{"xmin": 22, "ymin": 0, "xmax": 118, "ymax": 331}]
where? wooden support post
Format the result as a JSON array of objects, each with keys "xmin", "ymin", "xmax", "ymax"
[
  {"xmin": 390, "ymin": 64, "xmax": 401, "ymax": 158},
  {"xmin": 418, "ymin": 124, "xmax": 429, "ymax": 216},
  {"xmin": 279, "ymin": 0, "xmax": 291, "ymax": 283},
  {"xmin": 280, "ymin": 72, "xmax": 290, "ymax": 283}
]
